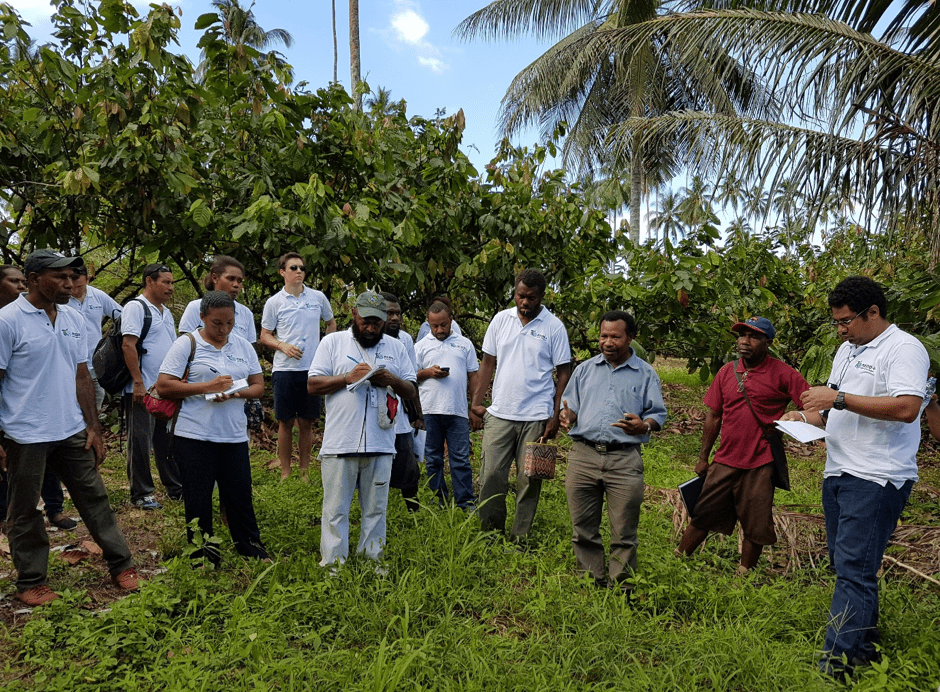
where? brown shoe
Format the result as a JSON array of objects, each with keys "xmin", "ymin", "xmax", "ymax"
[
  {"xmin": 111, "ymin": 567, "xmax": 143, "ymax": 591},
  {"xmin": 16, "ymin": 585, "xmax": 60, "ymax": 607}
]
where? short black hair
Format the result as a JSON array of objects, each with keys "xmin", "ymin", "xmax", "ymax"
[
  {"xmin": 828, "ymin": 276, "xmax": 887, "ymax": 320},
  {"xmin": 600, "ymin": 310, "xmax": 637, "ymax": 337},
  {"xmin": 200, "ymin": 290, "xmax": 235, "ymax": 317},
  {"xmin": 428, "ymin": 301, "xmax": 451, "ymax": 316},
  {"xmin": 380, "ymin": 291, "xmax": 400, "ymax": 306},
  {"xmin": 515, "ymin": 269, "xmax": 546, "ymax": 295},
  {"xmin": 142, "ymin": 263, "xmax": 171, "ymax": 284}
]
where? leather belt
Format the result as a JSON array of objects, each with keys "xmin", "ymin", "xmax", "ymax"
[{"xmin": 574, "ymin": 438, "xmax": 634, "ymax": 453}]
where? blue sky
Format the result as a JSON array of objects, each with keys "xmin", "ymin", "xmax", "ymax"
[{"xmin": 11, "ymin": 0, "xmax": 556, "ymax": 174}]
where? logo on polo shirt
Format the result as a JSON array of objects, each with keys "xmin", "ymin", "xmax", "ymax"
[
  {"xmin": 225, "ymin": 353, "xmax": 249, "ymax": 365},
  {"xmin": 448, "ymin": 342, "xmax": 468, "ymax": 353},
  {"xmin": 528, "ymin": 328, "xmax": 548, "ymax": 342},
  {"xmin": 375, "ymin": 353, "xmax": 396, "ymax": 362},
  {"xmin": 854, "ymin": 361, "xmax": 876, "ymax": 375},
  {"xmin": 60, "ymin": 327, "xmax": 82, "ymax": 340}
]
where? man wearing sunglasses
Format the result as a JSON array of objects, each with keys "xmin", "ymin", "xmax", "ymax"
[
  {"xmin": 260, "ymin": 252, "xmax": 336, "ymax": 480},
  {"xmin": 782, "ymin": 276, "xmax": 929, "ymax": 679},
  {"xmin": 122, "ymin": 263, "xmax": 181, "ymax": 510}
]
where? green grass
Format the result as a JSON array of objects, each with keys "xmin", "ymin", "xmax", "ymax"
[{"xmin": 1, "ymin": 365, "xmax": 939, "ymax": 691}]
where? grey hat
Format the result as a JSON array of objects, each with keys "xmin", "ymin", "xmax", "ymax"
[
  {"xmin": 23, "ymin": 250, "xmax": 84, "ymax": 276},
  {"xmin": 355, "ymin": 290, "xmax": 387, "ymax": 320}
]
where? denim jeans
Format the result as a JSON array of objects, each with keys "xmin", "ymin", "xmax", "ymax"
[
  {"xmin": 319, "ymin": 454, "xmax": 392, "ymax": 566},
  {"xmin": 821, "ymin": 473, "xmax": 912, "ymax": 668},
  {"xmin": 424, "ymin": 414, "xmax": 474, "ymax": 508}
]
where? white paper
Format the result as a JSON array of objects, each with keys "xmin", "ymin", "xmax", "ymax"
[
  {"xmin": 346, "ymin": 364, "xmax": 386, "ymax": 392},
  {"xmin": 205, "ymin": 378, "xmax": 249, "ymax": 400},
  {"xmin": 775, "ymin": 420, "xmax": 828, "ymax": 443}
]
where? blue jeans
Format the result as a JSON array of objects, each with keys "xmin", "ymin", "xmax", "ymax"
[
  {"xmin": 424, "ymin": 414, "xmax": 474, "ymax": 508},
  {"xmin": 821, "ymin": 473, "xmax": 912, "ymax": 668}
]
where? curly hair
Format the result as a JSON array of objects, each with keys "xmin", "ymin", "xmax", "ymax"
[
  {"xmin": 600, "ymin": 310, "xmax": 637, "ymax": 336},
  {"xmin": 514, "ymin": 268, "xmax": 546, "ymax": 295},
  {"xmin": 828, "ymin": 276, "xmax": 887, "ymax": 320}
]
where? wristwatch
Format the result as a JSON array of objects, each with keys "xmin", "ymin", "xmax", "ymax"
[{"xmin": 833, "ymin": 391, "xmax": 846, "ymax": 410}]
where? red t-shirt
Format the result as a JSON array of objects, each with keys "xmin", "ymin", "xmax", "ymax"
[{"xmin": 704, "ymin": 357, "xmax": 810, "ymax": 469}]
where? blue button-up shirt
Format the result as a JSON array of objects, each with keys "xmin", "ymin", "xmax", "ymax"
[{"xmin": 562, "ymin": 351, "xmax": 667, "ymax": 444}]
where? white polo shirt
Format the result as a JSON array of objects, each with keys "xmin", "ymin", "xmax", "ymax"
[
  {"xmin": 415, "ymin": 332, "xmax": 479, "ymax": 418},
  {"xmin": 825, "ymin": 324, "xmax": 929, "ymax": 487},
  {"xmin": 121, "ymin": 296, "xmax": 177, "ymax": 393},
  {"xmin": 308, "ymin": 330, "xmax": 417, "ymax": 455},
  {"xmin": 261, "ymin": 286, "xmax": 333, "ymax": 372},
  {"xmin": 68, "ymin": 284, "xmax": 122, "ymax": 369},
  {"xmin": 394, "ymin": 330, "xmax": 417, "ymax": 434},
  {"xmin": 159, "ymin": 331, "xmax": 262, "ymax": 444},
  {"xmin": 482, "ymin": 306, "xmax": 570, "ymax": 421},
  {"xmin": 0, "ymin": 296, "xmax": 87, "ymax": 443},
  {"xmin": 179, "ymin": 298, "xmax": 257, "ymax": 343}
]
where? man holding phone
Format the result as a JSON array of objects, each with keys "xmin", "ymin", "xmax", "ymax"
[
  {"xmin": 559, "ymin": 311, "xmax": 666, "ymax": 593},
  {"xmin": 416, "ymin": 301, "xmax": 479, "ymax": 509}
]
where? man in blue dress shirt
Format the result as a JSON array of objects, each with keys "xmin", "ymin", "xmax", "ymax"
[{"xmin": 560, "ymin": 310, "xmax": 667, "ymax": 592}]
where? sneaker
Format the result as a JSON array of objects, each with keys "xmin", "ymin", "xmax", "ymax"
[
  {"xmin": 112, "ymin": 567, "xmax": 143, "ymax": 591},
  {"xmin": 49, "ymin": 513, "xmax": 78, "ymax": 530},
  {"xmin": 16, "ymin": 585, "xmax": 60, "ymax": 607},
  {"xmin": 132, "ymin": 496, "xmax": 162, "ymax": 510}
]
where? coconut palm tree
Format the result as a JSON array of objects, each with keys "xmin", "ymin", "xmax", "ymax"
[
  {"xmin": 455, "ymin": 0, "xmax": 775, "ymax": 244},
  {"xmin": 350, "ymin": 0, "xmax": 361, "ymax": 108},
  {"xmin": 574, "ymin": 1, "xmax": 940, "ymax": 262},
  {"xmin": 649, "ymin": 189, "xmax": 684, "ymax": 243},
  {"xmin": 198, "ymin": 0, "xmax": 294, "ymax": 83}
]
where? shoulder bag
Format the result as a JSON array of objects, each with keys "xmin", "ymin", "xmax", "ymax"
[{"xmin": 732, "ymin": 360, "xmax": 791, "ymax": 491}]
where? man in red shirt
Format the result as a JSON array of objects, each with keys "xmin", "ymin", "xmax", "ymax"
[{"xmin": 677, "ymin": 317, "xmax": 809, "ymax": 574}]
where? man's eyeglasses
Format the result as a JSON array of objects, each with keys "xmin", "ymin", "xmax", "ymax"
[
  {"xmin": 287, "ymin": 264, "xmax": 306, "ymax": 272},
  {"xmin": 829, "ymin": 307, "xmax": 872, "ymax": 327}
]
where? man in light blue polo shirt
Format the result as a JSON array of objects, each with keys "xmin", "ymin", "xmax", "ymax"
[
  {"xmin": 69, "ymin": 263, "xmax": 121, "ymax": 410},
  {"xmin": 560, "ymin": 310, "xmax": 666, "ymax": 593},
  {"xmin": 260, "ymin": 251, "xmax": 336, "ymax": 480},
  {"xmin": 471, "ymin": 269, "xmax": 572, "ymax": 538},
  {"xmin": 122, "ymin": 263, "xmax": 181, "ymax": 509},
  {"xmin": 308, "ymin": 291, "xmax": 417, "ymax": 569},
  {"xmin": 416, "ymin": 301, "xmax": 479, "ymax": 509},
  {"xmin": 0, "ymin": 250, "xmax": 139, "ymax": 607}
]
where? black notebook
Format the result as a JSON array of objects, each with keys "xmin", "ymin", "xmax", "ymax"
[{"xmin": 678, "ymin": 475, "xmax": 706, "ymax": 516}]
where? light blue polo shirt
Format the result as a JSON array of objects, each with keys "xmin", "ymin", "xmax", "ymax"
[
  {"xmin": 68, "ymin": 284, "xmax": 122, "ymax": 368},
  {"xmin": 261, "ymin": 286, "xmax": 333, "ymax": 372},
  {"xmin": 308, "ymin": 330, "xmax": 417, "ymax": 455},
  {"xmin": 416, "ymin": 332, "xmax": 479, "ymax": 418},
  {"xmin": 394, "ymin": 330, "xmax": 417, "ymax": 434},
  {"xmin": 482, "ymin": 306, "xmax": 571, "ymax": 421},
  {"xmin": 0, "ymin": 296, "xmax": 87, "ymax": 443},
  {"xmin": 159, "ymin": 331, "xmax": 262, "ymax": 443},
  {"xmin": 121, "ymin": 295, "xmax": 177, "ymax": 393},
  {"xmin": 562, "ymin": 352, "xmax": 667, "ymax": 445},
  {"xmin": 179, "ymin": 298, "xmax": 257, "ymax": 343}
]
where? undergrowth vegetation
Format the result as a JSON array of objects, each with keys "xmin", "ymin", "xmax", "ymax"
[{"xmin": 1, "ymin": 366, "xmax": 938, "ymax": 691}]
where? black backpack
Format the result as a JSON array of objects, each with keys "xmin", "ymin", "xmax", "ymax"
[{"xmin": 93, "ymin": 298, "xmax": 152, "ymax": 395}]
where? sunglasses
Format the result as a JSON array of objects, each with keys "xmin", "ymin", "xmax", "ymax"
[
  {"xmin": 144, "ymin": 265, "xmax": 172, "ymax": 280},
  {"xmin": 287, "ymin": 264, "xmax": 306, "ymax": 272}
]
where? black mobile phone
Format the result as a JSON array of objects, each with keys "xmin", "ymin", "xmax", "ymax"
[{"xmin": 441, "ymin": 367, "xmax": 450, "ymax": 372}]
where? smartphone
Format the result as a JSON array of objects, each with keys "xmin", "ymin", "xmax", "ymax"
[{"xmin": 441, "ymin": 367, "xmax": 450, "ymax": 372}]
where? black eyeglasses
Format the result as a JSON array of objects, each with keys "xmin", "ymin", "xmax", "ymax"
[
  {"xmin": 829, "ymin": 306, "xmax": 872, "ymax": 327},
  {"xmin": 144, "ymin": 265, "xmax": 171, "ymax": 280},
  {"xmin": 287, "ymin": 264, "xmax": 306, "ymax": 272}
]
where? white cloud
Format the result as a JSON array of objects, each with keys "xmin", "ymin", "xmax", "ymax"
[
  {"xmin": 385, "ymin": 1, "xmax": 448, "ymax": 74},
  {"xmin": 9, "ymin": 0, "xmax": 56, "ymax": 27}
]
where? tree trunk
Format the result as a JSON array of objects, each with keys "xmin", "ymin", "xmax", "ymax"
[
  {"xmin": 629, "ymin": 131, "xmax": 642, "ymax": 245},
  {"xmin": 349, "ymin": 0, "xmax": 361, "ymax": 109},
  {"xmin": 332, "ymin": 0, "xmax": 338, "ymax": 83}
]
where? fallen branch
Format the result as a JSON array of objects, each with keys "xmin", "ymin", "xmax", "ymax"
[{"xmin": 882, "ymin": 555, "xmax": 940, "ymax": 587}]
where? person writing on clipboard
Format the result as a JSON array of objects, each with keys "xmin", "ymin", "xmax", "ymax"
[{"xmin": 677, "ymin": 316, "xmax": 809, "ymax": 575}]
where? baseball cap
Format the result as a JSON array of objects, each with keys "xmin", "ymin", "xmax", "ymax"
[
  {"xmin": 23, "ymin": 250, "xmax": 84, "ymax": 276},
  {"xmin": 355, "ymin": 290, "xmax": 387, "ymax": 320},
  {"xmin": 731, "ymin": 316, "xmax": 775, "ymax": 340}
]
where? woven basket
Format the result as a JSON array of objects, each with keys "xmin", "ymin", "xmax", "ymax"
[{"xmin": 523, "ymin": 439, "xmax": 557, "ymax": 480}]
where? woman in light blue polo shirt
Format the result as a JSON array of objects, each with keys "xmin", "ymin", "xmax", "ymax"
[{"xmin": 156, "ymin": 291, "xmax": 268, "ymax": 566}]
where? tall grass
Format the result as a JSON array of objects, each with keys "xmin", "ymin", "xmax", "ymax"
[{"xmin": 2, "ymin": 370, "xmax": 938, "ymax": 691}]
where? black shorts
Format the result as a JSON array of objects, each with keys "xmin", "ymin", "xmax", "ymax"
[{"xmin": 272, "ymin": 371, "xmax": 320, "ymax": 421}]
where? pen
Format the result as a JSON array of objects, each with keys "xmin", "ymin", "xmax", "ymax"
[{"xmin": 347, "ymin": 356, "xmax": 360, "ymax": 365}]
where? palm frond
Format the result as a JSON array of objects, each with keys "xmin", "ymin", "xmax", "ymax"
[{"xmin": 454, "ymin": 0, "xmax": 611, "ymax": 42}]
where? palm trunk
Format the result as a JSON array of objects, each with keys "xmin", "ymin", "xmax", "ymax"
[
  {"xmin": 349, "ymin": 0, "xmax": 361, "ymax": 109},
  {"xmin": 630, "ymin": 132, "xmax": 642, "ymax": 245},
  {"xmin": 332, "ymin": 0, "xmax": 338, "ymax": 83}
]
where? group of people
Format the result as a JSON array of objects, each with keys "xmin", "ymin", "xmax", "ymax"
[{"xmin": 0, "ymin": 251, "xmax": 928, "ymax": 679}]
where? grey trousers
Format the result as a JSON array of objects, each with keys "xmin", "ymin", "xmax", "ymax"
[
  {"xmin": 477, "ymin": 413, "xmax": 547, "ymax": 537},
  {"xmin": 564, "ymin": 441, "xmax": 644, "ymax": 584},
  {"xmin": 124, "ymin": 395, "xmax": 182, "ymax": 501},
  {"xmin": 5, "ymin": 432, "xmax": 133, "ymax": 591}
]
